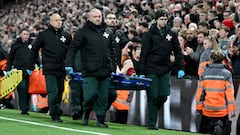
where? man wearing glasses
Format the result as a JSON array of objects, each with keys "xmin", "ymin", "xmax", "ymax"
[
  {"xmin": 104, "ymin": 11, "xmax": 130, "ymax": 112},
  {"xmin": 105, "ymin": 11, "xmax": 128, "ymax": 71}
]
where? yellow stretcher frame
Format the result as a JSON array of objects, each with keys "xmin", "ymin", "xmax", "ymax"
[{"xmin": 0, "ymin": 70, "xmax": 22, "ymax": 99}]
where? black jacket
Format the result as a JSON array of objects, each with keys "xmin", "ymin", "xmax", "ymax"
[
  {"xmin": 139, "ymin": 23, "xmax": 184, "ymax": 76},
  {"xmin": 0, "ymin": 44, "xmax": 8, "ymax": 76},
  {"xmin": 106, "ymin": 26, "xmax": 128, "ymax": 70},
  {"xmin": 28, "ymin": 25, "xmax": 72, "ymax": 76},
  {"xmin": 0, "ymin": 44, "xmax": 8, "ymax": 61},
  {"xmin": 6, "ymin": 38, "xmax": 34, "ymax": 77},
  {"xmin": 66, "ymin": 21, "xmax": 115, "ymax": 77}
]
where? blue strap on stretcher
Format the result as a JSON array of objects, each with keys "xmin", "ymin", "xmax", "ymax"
[{"xmin": 69, "ymin": 72, "xmax": 152, "ymax": 90}]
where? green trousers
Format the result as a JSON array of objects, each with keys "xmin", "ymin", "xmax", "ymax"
[
  {"xmin": 70, "ymin": 80, "xmax": 83, "ymax": 113},
  {"xmin": 45, "ymin": 75, "xmax": 64, "ymax": 120},
  {"xmin": 17, "ymin": 78, "xmax": 29, "ymax": 112},
  {"xmin": 146, "ymin": 73, "xmax": 169, "ymax": 127},
  {"xmin": 82, "ymin": 76, "xmax": 110, "ymax": 116},
  {"xmin": 107, "ymin": 89, "xmax": 117, "ymax": 111}
]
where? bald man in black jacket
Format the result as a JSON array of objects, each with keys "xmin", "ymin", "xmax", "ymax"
[{"xmin": 27, "ymin": 13, "xmax": 72, "ymax": 122}]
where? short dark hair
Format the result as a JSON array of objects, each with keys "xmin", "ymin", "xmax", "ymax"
[
  {"xmin": 199, "ymin": 21, "xmax": 209, "ymax": 28},
  {"xmin": 131, "ymin": 36, "xmax": 141, "ymax": 43},
  {"xmin": 198, "ymin": 31, "xmax": 208, "ymax": 37},
  {"xmin": 155, "ymin": 8, "xmax": 169, "ymax": 20},
  {"xmin": 208, "ymin": 10, "xmax": 217, "ymax": 17},
  {"xmin": 139, "ymin": 22, "xmax": 148, "ymax": 28},
  {"xmin": 129, "ymin": 30, "xmax": 138, "ymax": 37},
  {"xmin": 104, "ymin": 10, "xmax": 115, "ymax": 18},
  {"xmin": 20, "ymin": 28, "xmax": 29, "ymax": 33},
  {"xmin": 206, "ymin": 1, "xmax": 213, "ymax": 7}
]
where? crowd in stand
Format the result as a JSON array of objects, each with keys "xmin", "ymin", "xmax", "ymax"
[
  {"xmin": 0, "ymin": 0, "xmax": 240, "ymax": 77},
  {"xmin": 0, "ymin": 0, "xmax": 240, "ymax": 133}
]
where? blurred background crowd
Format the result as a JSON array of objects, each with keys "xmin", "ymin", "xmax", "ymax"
[{"xmin": 0, "ymin": 0, "xmax": 240, "ymax": 77}]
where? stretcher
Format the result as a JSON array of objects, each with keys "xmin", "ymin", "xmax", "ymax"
[
  {"xmin": 70, "ymin": 72, "xmax": 152, "ymax": 90},
  {"xmin": 0, "ymin": 70, "xmax": 22, "ymax": 99}
]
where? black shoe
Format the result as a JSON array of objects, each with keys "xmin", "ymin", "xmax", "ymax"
[
  {"xmin": 148, "ymin": 126, "xmax": 158, "ymax": 130},
  {"xmin": 82, "ymin": 111, "xmax": 90, "ymax": 125},
  {"xmin": 60, "ymin": 109, "xmax": 63, "ymax": 116},
  {"xmin": 21, "ymin": 111, "xmax": 29, "ymax": 115},
  {"xmin": 96, "ymin": 122, "xmax": 108, "ymax": 128},
  {"xmin": 72, "ymin": 112, "xmax": 80, "ymax": 120},
  {"xmin": 52, "ymin": 118, "xmax": 63, "ymax": 122},
  {"xmin": 212, "ymin": 125, "xmax": 222, "ymax": 135},
  {"xmin": 96, "ymin": 115, "xmax": 108, "ymax": 128}
]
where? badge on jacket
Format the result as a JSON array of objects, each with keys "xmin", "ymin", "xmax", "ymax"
[
  {"xmin": 103, "ymin": 32, "xmax": 110, "ymax": 39},
  {"xmin": 115, "ymin": 36, "xmax": 120, "ymax": 43},
  {"xmin": 166, "ymin": 34, "xmax": 172, "ymax": 41},
  {"xmin": 60, "ymin": 36, "xmax": 66, "ymax": 42},
  {"xmin": 28, "ymin": 44, "xmax": 32, "ymax": 49}
]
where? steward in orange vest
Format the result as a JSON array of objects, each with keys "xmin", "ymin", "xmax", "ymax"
[
  {"xmin": 112, "ymin": 58, "xmax": 134, "ymax": 124},
  {"xmin": 37, "ymin": 94, "xmax": 49, "ymax": 113},
  {"xmin": 196, "ymin": 51, "xmax": 236, "ymax": 135}
]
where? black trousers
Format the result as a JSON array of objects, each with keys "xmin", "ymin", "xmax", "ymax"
[
  {"xmin": 17, "ymin": 79, "xmax": 29, "ymax": 112},
  {"xmin": 45, "ymin": 75, "xmax": 64, "ymax": 120},
  {"xmin": 237, "ymin": 114, "xmax": 240, "ymax": 135},
  {"xmin": 115, "ymin": 110, "xmax": 128, "ymax": 124},
  {"xmin": 70, "ymin": 80, "xmax": 83, "ymax": 114},
  {"xmin": 199, "ymin": 115, "xmax": 231, "ymax": 135}
]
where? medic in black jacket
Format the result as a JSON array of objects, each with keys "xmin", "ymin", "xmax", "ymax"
[
  {"xmin": 6, "ymin": 28, "xmax": 33, "ymax": 115},
  {"xmin": 66, "ymin": 12, "xmax": 114, "ymax": 77},
  {"xmin": 28, "ymin": 24, "xmax": 72, "ymax": 76},
  {"xmin": 139, "ymin": 8, "xmax": 185, "ymax": 130},
  {"xmin": 66, "ymin": 8, "xmax": 115, "ymax": 128},
  {"xmin": 27, "ymin": 13, "xmax": 72, "ymax": 122}
]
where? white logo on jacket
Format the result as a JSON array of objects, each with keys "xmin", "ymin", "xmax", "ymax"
[
  {"xmin": 103, "ymin": 32, "xmax": 109, "ymax": 39},
  {"xmin": 115, "ymin": 36, "xmax": 120, "ymax": 43},
  {"xmin": 166, "ymin": 34, "xmax": 172, "ymax": 41},
  {"xmin": 60, "ymin": 36, "xmax": 66, "ymax": 42},
  {"xmin": 28, "ymin": 44, "xmax": 32, "ymax": 49}
]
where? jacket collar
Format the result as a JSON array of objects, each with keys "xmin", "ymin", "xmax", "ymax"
[
  {"xmin": 16, "ymin": 37, "xmax": 31, "ymax": 44},
  {"xmin": 48, "ymin": 24, "xmax": 63, "ymax": 32},
  {"xmin": 208, "ymin": 63, "xmax": 226, "ymax": 68},
  {"xmin": 84, "ymin": 21, "xmax": 106, "ymax": 33},
  {"xmin": 149, "ymin": 23, "xmax": 170, "ymax": 36}
]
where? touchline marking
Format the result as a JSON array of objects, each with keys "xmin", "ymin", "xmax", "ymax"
[{"xmin": 0, "ymin": 116, "xmax": 111, "ymax": 135}]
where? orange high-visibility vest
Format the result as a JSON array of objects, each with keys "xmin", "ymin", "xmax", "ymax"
[
  {"xmin": 198, "ymin": 61, "xmax": 210, "ymax": 77},
  {"xmin": 0, "ymin": 59, "xmax": 7, "ymax": 71},
  {"xmin": 112, "ymin": 90, "xmax": 132, "ymax": 110},
  {"xmin": 37, "ymin": 95, "xmax": 48, "ymax": 109},
  {"xmin": 198, "ymin": 60, "xmax": 232, "ymax": 77},
  {"xmin": 113, "ymin": 55, "xmax": 134, "ymax": 111},
  {"xmin": 196, "ymin": 64, "xmax": 235, "ymax": 117}
]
